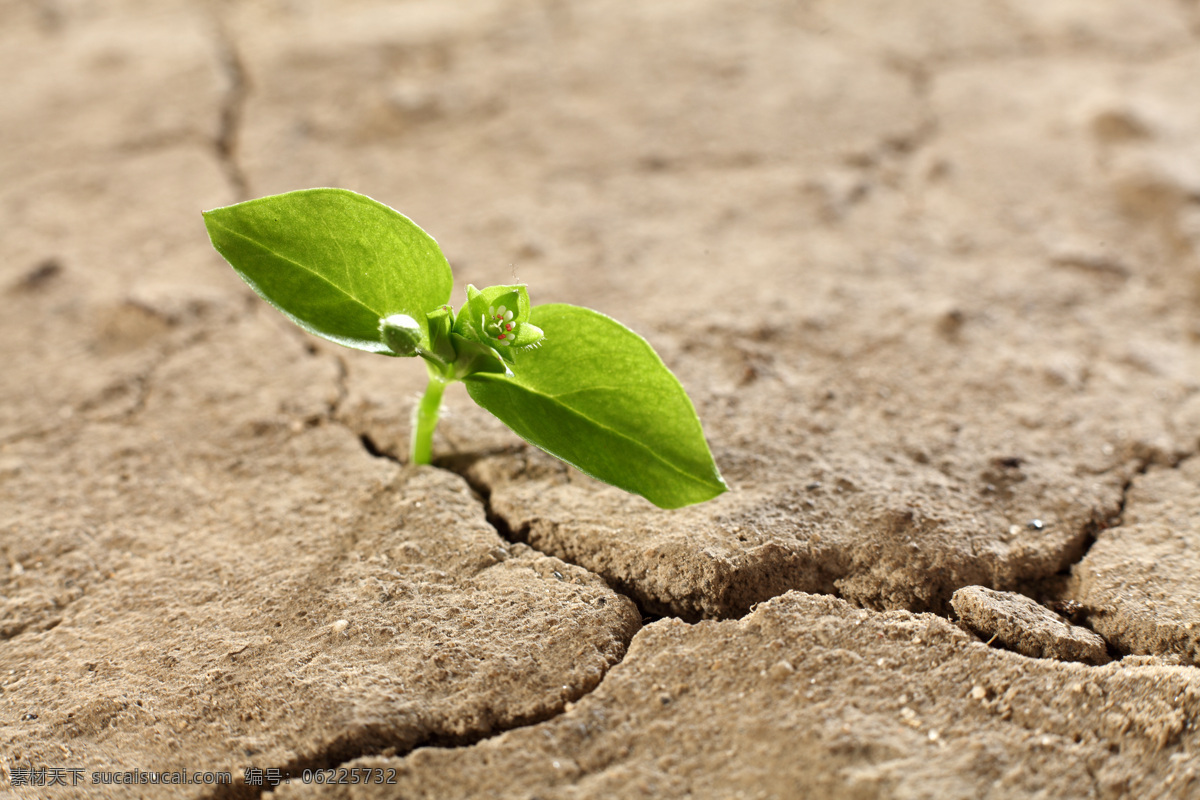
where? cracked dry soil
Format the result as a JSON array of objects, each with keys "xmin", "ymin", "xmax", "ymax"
[{"xmin": 3, "ymin": 1, "xmax": 1200, "ymax": 798}]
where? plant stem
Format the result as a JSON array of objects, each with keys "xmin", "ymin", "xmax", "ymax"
[{"xmin": 411, "ymin": 369, "xmax": 448, "ymax": 465}]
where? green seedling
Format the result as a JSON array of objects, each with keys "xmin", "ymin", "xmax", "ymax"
[{"xmin": 202, "ymin": 188, "xmax": 726, "ymax": 509}]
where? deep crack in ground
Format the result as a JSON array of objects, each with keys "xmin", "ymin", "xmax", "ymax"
[
  {"xmin": 356, "ymin": 408, "xmax": 1170, "ymax": 653},
  {"xmin": 1024, "ymin": 448, "xmax": 1200, "ymax": 660},
  {"xmin": 198, "ymin": 428, "xmax": 648, "ymax": 800},
  {"xmin": 209, "ymin": 415, "xmax": 1200, "ymax": 800}
]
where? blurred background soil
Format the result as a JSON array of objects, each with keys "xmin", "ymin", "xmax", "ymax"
[{"xmin": 3, "ymin": 1, "xmax": 1200, "ymax": 797}]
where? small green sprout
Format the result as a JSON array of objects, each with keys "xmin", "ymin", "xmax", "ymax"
[{"xmin": 202, "ymin": 188, "xmax": 726, "ymax": 509}]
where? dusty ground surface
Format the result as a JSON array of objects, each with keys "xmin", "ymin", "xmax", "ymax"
[{"xmin": 3, "ymin": 1, "xmax": 1200, "ymax": 798}]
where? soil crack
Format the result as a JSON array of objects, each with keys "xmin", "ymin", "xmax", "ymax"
[
  {"xmin": 209, "ymin": 421, "xmax": 1199, "ymax": 800},
  {"xmin": 436, "ymin": 451, "xmax": 665, "ymax": 624},
  {"xmin": 1023, "ymin": 448, "xmax": 1198, "ymax": 662},
  {"xmin": 210, "ymin": 18, "xmax": 250, "ymax": 200},
  {"xmin": 198, "ymin": 431, "xmax": 647, "ymax": 800},
  {"xmin": 204, "ymin": 701, "xmax": 601, "ymax": 800},
  {"xmin": 351, "ymin": 432, "xmax": 664, "ymax": 624},
  {"xmin": 431, "ymin": 445, "xmax": 1196, "ymax": 674}
]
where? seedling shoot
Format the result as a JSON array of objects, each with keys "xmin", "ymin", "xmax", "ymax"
[{"xmin": 203, "ymin": 188, "xmax": 725, "ymax": 509}]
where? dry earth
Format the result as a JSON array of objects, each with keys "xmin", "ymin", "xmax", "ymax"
[{"xmin": 3, "ymin": 1, "xmax": 1200, "ymax": 798}]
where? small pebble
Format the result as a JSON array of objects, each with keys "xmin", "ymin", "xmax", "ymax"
[{"xmin": 767, "ymin": 660, "xmax": 795, "ymax": 681}]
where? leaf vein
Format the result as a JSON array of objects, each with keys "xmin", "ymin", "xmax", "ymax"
[
  {"xmin": 476, "ymin": 378, "xmax": 719, "ymax": 493},
  {"xmin": 207, "ymin": 218, "xmax": 383, "ymax": 319}
]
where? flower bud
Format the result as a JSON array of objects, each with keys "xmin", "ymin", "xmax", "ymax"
[{"xmin": 379, "ymin": 314, "xmax": 423, "ymax": 356}]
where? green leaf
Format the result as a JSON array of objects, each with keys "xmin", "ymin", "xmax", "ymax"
[
  {"xmin": 465, "ymin": 304, "xmax": 726, "ymax": 508},
  {"xmin": 203, "ymin": 188, "xmax": 453, "ymax": 354}
]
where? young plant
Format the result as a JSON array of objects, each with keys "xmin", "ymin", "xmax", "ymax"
[{"xmin": 202, "ymin": 188, "xmax": 726, "ymax": 509}]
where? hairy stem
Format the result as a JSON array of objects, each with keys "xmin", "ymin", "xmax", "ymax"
[{"xmin": 411, "ymin": 369, "xmax": 448, "ymax": 465}]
